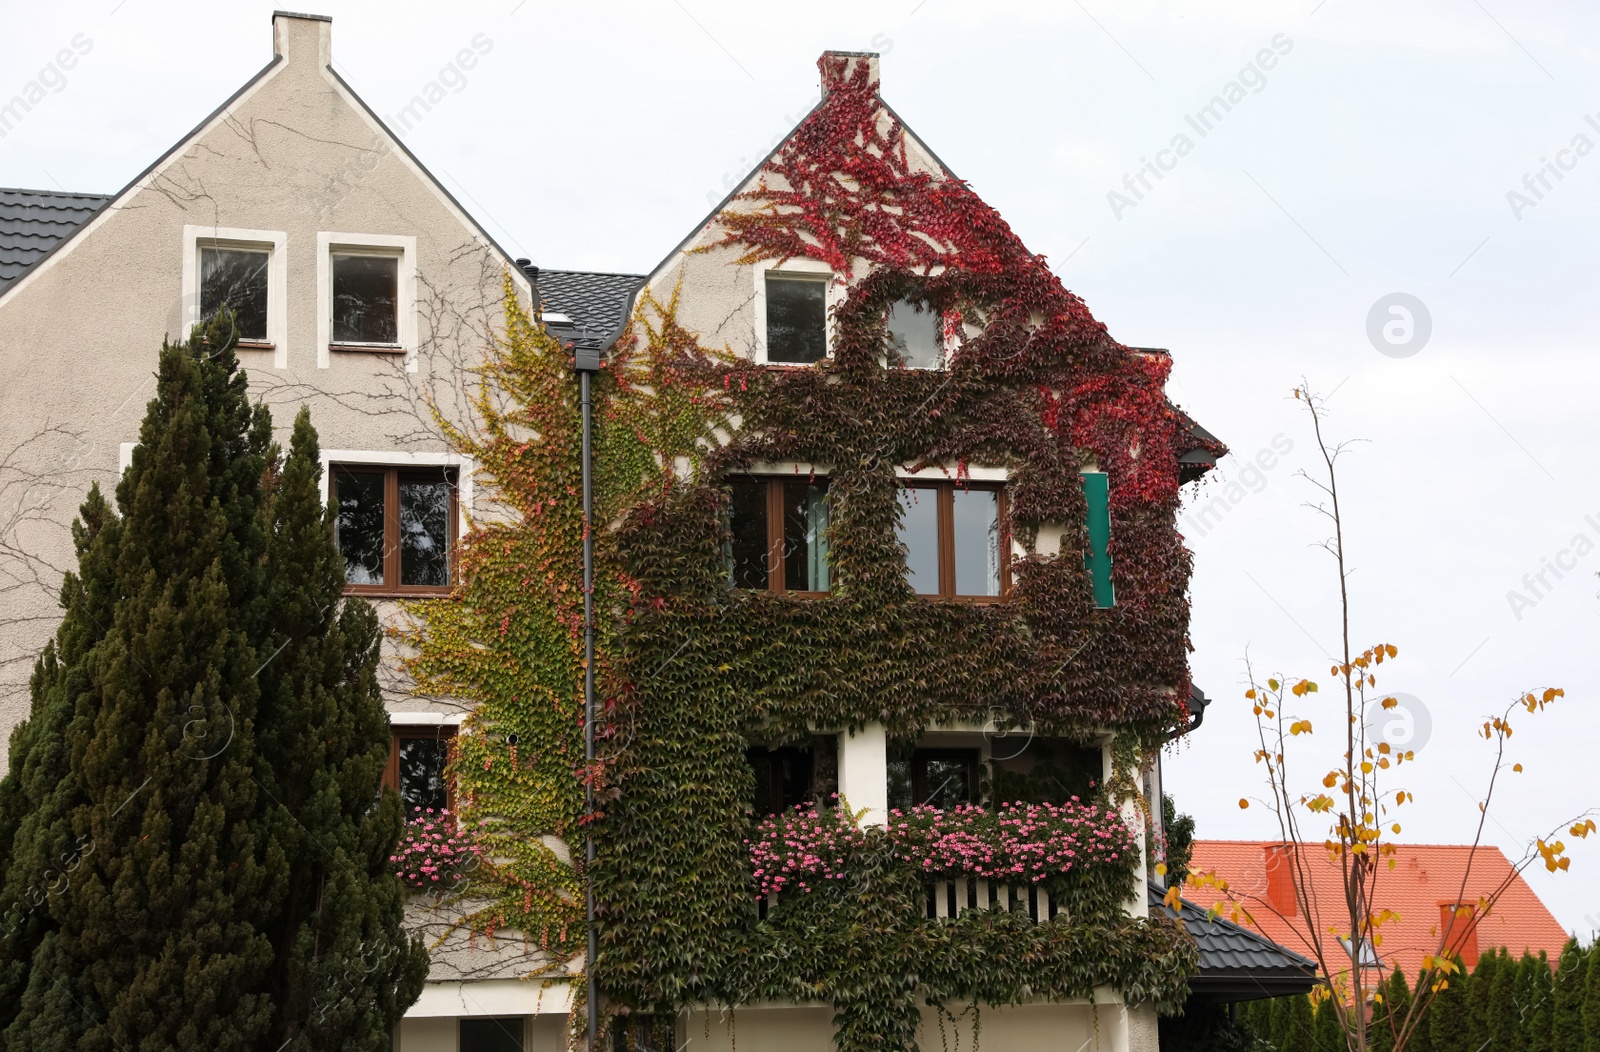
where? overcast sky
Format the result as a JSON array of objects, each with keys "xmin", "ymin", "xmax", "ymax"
[{"xmin": 5, "ymin": 0, "xmax": 1598, "ymax": 936}]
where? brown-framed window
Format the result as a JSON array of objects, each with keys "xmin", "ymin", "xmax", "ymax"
[
  {"xmin": 896, "ymin": 481, "xmax": 1008, "ymax": 599},
  {"xmin": 888, "ymin": 748, "xmax": 981, "ymax": 811},
  {"xmin": 726, "ymin": 476, "xmax": 830, "ymax": 594},
  {"xmin": 333, "ymin": 465, "xmax": 457, "ymax": 596},
  {"xmin": 385, "ymin": 727, "xmax": 456, "ymax": 817}
]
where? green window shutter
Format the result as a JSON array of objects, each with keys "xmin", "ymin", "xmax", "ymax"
[{"xmin": 1081, "ymin": 471, "xmax": 1114, "ymax": 608}]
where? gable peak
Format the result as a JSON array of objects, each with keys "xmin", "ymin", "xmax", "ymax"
[{"xmin": 273, "ymin": 10, "xmax": 332, "ymax": 68}]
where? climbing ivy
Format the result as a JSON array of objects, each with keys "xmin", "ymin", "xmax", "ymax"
[{"xmin": 405, "ymin": 55, "xmax": 1217, "ymax": 1051}]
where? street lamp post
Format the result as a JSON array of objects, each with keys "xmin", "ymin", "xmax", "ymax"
[{"xmin": 575, "ymin": 342, "xmax": 601, "ymax": 1051}]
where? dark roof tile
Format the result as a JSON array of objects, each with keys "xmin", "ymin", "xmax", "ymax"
[
  {"xmin": 527, "ymin": 267, "xmax": 644, "ymax": 353},
  {"xmin": 1150, "ymin": 886, "xmax": 1318, "ymax": 1001},
  {"xmin": 0, "ymin": 188, "xmax": 109, "ymax": 293}
]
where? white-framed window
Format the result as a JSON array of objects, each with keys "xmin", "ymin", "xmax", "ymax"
[
  {"xmin": 752, "ymin": 258, "xmax": 836, "ymax": 366},
  {"xmin": 316, "ymin": 232, "xmax": 417, "ymax": 371},
  {"xmin": 181, "ymin": 225, "xmax": 288, "ymax": 368}
]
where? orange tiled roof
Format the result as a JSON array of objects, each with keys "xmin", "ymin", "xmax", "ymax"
[{"xmin": 1184, "ymin": 840, "xmax": 1571, "ymax": 979}]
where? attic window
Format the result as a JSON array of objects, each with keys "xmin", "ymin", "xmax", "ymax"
[
  {"xmin": 887, "ymin": 300, "xmax": 943, "ymax": 369},
  {"xmin": 331, "ymin": 252, "xmax": 400, "ymax": 348},
  {"xmin": 199, "ymin": 246, "xmax": 270, "ymax": 345},
  {"xmin": 764, "ymin": 273, "xmax": 828, "ymax": 364}
]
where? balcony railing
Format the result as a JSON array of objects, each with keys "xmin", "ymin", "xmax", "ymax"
[{"xmin": 759, "ymin": 879, "xmax": 1061, "ymax": 923}]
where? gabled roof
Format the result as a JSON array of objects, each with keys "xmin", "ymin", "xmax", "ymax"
[
  {"xmin": 1185, "ymin": 840, "xmax": 1572, "ymax": 979},
  {"xmin": 1150, "ymin": 886, "xmax": 1317, "ymax": 1001},
  {"xmin": 0, "ymin": 189, "xmax": 111, "ymax": 294},
  {"xmin": 0, "ymin": 15, "xmax": 530, "ymax": 310}
]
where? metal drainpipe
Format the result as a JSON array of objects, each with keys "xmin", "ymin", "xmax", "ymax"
[{"xmin": 576, "ymin": 344, "xmax": 600, "ymax": 1051}]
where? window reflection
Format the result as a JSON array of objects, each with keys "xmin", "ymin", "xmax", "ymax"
[
  {"xmin": 332, "ymin": 254, "xmax": 399, "ymax": 344},
  {"xmin": 400, "ymin": 477, "xmax": 451, "ymax": 586},
  {"xmin": 334, "ymin": 469, "xmax": 386, "ymax": 585},
  {"xmin": 897, "ymin": 487, "xmax": 939, "ymax": 595},
  {"xmin": 886, "ymin": 299, "xmax": 942, "ymax": 369},
  {"xmin": 398, "ymin": 736, "xmax": 449, "ymax": 813},
  {"xmin": 200, "ymin": 246, "xmax": 270, "ymax": 342},
  {"xmin": 782, "ymin": 481, "xmax": 829, "ymax": 592},
  {"xmin": 951, "ymin": 488, "xmax": 1000, "ymax": 597}
]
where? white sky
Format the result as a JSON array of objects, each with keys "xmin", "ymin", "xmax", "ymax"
[{"xmin": 4, "ymin": 0, "xmax": 1598, "ymax": 937}]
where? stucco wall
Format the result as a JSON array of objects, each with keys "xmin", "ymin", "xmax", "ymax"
[{"xmin": 0, "ymin": 14, "xmax": 525, "ymax": 763}]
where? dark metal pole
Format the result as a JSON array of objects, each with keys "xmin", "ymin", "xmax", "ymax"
[{"xmin": 580, "ymin": 366, "xmax": 598, "ymax": 1052}]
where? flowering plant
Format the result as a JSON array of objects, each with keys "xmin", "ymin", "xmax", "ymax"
[
  {"xmin": 888, "ymin": 800, "xmax": 1134, "ymax": 883},
  {"xmin": 391, "ymin": 808, "xmax": 480, "ymax": 890},
  {"xmin": 747, "ymin": 802, "xmax": 869, "ymax": 897},
  {"xmin": 748, "ymin": 799, "xmax": 1137, "ymax": 904}
]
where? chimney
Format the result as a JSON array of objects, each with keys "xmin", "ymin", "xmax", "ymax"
[
  {"xmin": 273, "ymin": 10, "xmax": 332, "ymax": 67},
  {"xmin": 1263, "ymin": 844, "xmax": 1297, "ymax": 916},
  {"xmin": 819, "ymin": 51, "xmax": 880, "ymax": 97}
]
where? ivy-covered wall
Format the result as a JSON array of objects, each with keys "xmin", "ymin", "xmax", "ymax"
[{"xmin": 403, "ymin": 53, "xmax": 1217, "ymax": 1052}]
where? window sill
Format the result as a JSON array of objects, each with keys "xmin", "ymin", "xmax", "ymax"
[
  {"xmin": 732, "ymin": 589, "xmax": 831, "ymax": 598},
  {"xmin": 330, "ymin": 342, "xmax": 406, "ymax": 355},
  {"xmin": 761, "ymin": 357, "xmax": 831, "ymax": 368},
  {"xmin": 235, "ymin": 340, "xmax": 276, "ymax": 351},
  {"xmin": 343, "ymin": 588, "xmax": 456, "ymax": 599}
]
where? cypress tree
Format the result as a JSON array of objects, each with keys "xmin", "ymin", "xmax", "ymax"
[
  {"xmin": 1462, "ymin": 951, "xmax": 1499, "ymax": 1051},
  {"xmin": 1311, "ymin": 994, "xmax": 1342, "ymax": 1051},
  {"xmin": 1279, "ymin": 993, "xmax": 1315, "ymax": 1052},
  {"xmin": 1552, "ymin": 940, "xmax": 1586, "ymax": 1051},
  {"xmin": 1517, "ymin": 951, "xmax": 1552, "ymax": 1052},
  {"xmin": 0, "ymin": 321, "xmax": 423, "ymax": 1048},
  {"xmin": 1485, "ymin": 949, "xmax": 1517, "ymax": 1051},
  {"xmin": 253, "ymin": 408, "xmax": 426, "ymax": 1048},
  {"xmin": 1267, "ymin": 995, "xmax": 1289, "ymax": 1049},
  {"xmin": 1371, "ymin": 967, "xmax": 1410, "ymax": 1052},
  {"xmin": 1583, "ymin": 938, "xmax": 1600, "ymax": 1052},
  {"xmin": 2, "ymin": 320, "xmax": 278, "ymax": 1050},
  {"xmin": 0, "ymin": 485, "xmax": 122, "ymax": 1024},
  {"xmin": 1428, "ymin": 954, "xmax": 1471, "ymax": 1052},
  {"xmin": 1404, "ymin": 966, "xmax": 1433, "ymax": 1052}
]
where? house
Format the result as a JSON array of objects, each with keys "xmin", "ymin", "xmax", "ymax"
[
  {"xmin": 1184, "ymin": 840, "xmax": 1572, "ymax": 980},
  {"xmin": 0, "ymin": 11, "xmax": 1263, "ymax": 1052}
]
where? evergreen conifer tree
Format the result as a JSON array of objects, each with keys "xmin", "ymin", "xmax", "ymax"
[
  {"xmin": 0, "ymin": 485, "xmax": 122, "ymax": 1024},
  {"xmin": 0, "ymin": 322, "xmax": 423, "ymax": 1048},
  {"xmin": 1310, "ymin": 994, "xmax": 1342, "ymax": 1051},
  {"xmin": 1428, "ymin": 954, "xmax": 1471, "ymax": 1052},
  {"xmin": 1279, "ymin": 993, "xmax": 1314, "ymax": 1052},
  {"xmin": 1, "ymin": 321, "xmax": 279, "ymax": 1049},
  {"xmin": 253, "ymin": 408, "xmax": 426, "ymax": 1048},
  {"xmin": 1370, "ymin": 967, "xmax": 1410, "ymax": 1052},
  {"xmin": 1513, "ymin": 951, "xmax": 1551, "ymax": 1052},
  {"xmin": 1552, "ymin": 940, "xmax": 1587, "ymax": 1052},
  {"xmin": 1484, "ymin": 949, "xmax": 1518, "ymax": 1051},
  {"xmin": 1583, "ymin": 937, "xmax": 1600, "ymax": 1052},
  {"xmin": 1461, "ymin": 950, "xmax": 1499, "ymax": 1051}
]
